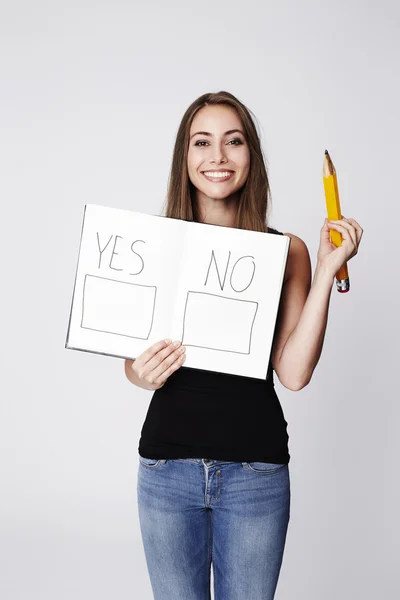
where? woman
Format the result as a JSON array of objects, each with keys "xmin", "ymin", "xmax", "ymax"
[{"xmin": 125, "ymin": 91, "xmax": 363, "ymax": 600}]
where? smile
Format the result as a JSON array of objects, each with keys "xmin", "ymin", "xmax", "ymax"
[{"xmin": 201, "ymin": 171, "xmax": 234, "ymax": 183}]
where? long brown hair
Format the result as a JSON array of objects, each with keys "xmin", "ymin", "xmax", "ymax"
[{"xmin": 161, "ymin": 91, "xmax": 273, "ymax": 233}]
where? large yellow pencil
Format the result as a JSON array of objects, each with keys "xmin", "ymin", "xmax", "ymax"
[{"xmin": 322, "ymin": 150, "xmax": 350, "ymax": 293}]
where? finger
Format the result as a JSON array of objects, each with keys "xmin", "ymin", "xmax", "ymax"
[
  {"xmin": 139, "ymin": 339, "xmax": 172, "ymax": 366},
  {"xmin": 144, "ymin": 340, "xmax": 181, "ymax": 373},
  {"xmin": 327, "ymin": 219, "xmax": 354, "ymax": 234},
  {"xmin": 341, "ymin": 216, "xmax": 363, "ymax": 240},
  {"xmin": 153, "ymin": 352, "xmax": 186, "ymax": 386},
  {"xmin": 327, "ymin": 221, "xmax": 357, "ymax": 249},
  {"xmin": 149, "ymin": 346, "xmax": 186, "ymax": 384},
  {"xmin": 327, "ymin": 220, "xmax": 356, "ymax": 247},
  {"xmin": 321, "ymin": 218, "xmax": 335, "ymax": 240},
  {"xmin": 327, "ymin": 220, "xmax": 354, "ymax": 240}
]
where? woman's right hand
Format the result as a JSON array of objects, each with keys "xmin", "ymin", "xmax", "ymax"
[{"xmin": 124, "ymin": 339, "xmax": 186, "ymax": 391}]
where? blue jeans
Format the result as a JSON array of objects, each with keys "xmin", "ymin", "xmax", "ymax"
[{"xmin": 137, "ymin": 456, "xmax": 291, "ymax": 600}]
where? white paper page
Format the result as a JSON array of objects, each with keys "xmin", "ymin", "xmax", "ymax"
[
  {"xmin": 170, "ymin": 221, "xmax": 290, "ymax": 379},
  {"xmin": 66, "ymin": 204, "xmax": 185, "ymax": 360}
]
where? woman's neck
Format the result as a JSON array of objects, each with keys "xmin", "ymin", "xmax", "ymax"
[{"xmin": 195, "ymin": 192, "xmax": 239, "ymax": 228}]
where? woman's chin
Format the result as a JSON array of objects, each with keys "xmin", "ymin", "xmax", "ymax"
[{"xmin": 200, "ymin": 186, "xmax": 238, "ymax": 201}]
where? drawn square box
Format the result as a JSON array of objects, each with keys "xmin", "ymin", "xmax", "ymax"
[
  {"xmin": 81, "ymin": 275, "xmax": 156, "ymax": 339},
  {"xmin": 181, "ymin": 291, "xmax": 258, "ymax": 354}
]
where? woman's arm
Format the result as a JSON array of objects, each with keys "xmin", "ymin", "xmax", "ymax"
[
  {"xmin": 271, "ymin": 216, "xmax": 362, "ymax": 391},
  {"xmin": 271, "ymin": 236, "xmax": 334, "ymax": 391}
]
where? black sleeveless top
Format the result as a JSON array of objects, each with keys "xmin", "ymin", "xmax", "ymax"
[{"xmin": 138, "ymin": 227, "xmax": 290, "ymax": 464}]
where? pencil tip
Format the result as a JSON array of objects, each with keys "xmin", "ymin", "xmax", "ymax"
[{"xmin": 325, "ymin": 149, "xmax": 329, "ymax": 154}]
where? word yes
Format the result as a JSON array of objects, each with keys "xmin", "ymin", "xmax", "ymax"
[{"xmin": 96, "ymin": 233, "xmax": 145, "ymax": 275}]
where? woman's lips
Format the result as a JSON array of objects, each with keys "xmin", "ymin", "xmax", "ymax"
[{"xmin": 201, "ymin": 172, "xmax": 234, "ymax": 183}]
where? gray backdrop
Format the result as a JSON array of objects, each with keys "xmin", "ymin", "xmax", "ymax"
[{"xmin": 1, "ymin": 1, "xmax": 398, "ymax": 598}]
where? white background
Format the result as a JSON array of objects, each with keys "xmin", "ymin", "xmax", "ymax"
[{"xmin": 1, "ymin": 1, "xmax": 399, "ymax": 598}]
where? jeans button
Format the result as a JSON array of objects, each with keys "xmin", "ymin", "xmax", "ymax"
[{"xmin": 204, "ymin": 458, "xmax": 210, "ymax": 462}]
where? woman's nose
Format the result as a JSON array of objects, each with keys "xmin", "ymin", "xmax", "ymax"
[{"xmin": 210, "ymin": 147, "xmax": 227, "ymax": 163}]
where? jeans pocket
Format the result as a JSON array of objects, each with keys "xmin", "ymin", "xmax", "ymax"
[
  {"xmin": 138, "ymin": 455, "xmax": 166, "ymax": 469},
  {"xmin": 243, "ymin": 461, "xmax": 287, "ymax": 474}
]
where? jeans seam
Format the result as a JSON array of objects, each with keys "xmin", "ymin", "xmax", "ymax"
[
  {"xmin": 245, "ymin": 463, "xmax": 287, "ymax": 474},
  {"xmin": 208, "ymin": 509, "xmax": 213, "ymax": 565}
]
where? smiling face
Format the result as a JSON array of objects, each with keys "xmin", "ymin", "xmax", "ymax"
[{"xmin": 187, "ymin": 104, "xmax": 250, "ymax": 206}]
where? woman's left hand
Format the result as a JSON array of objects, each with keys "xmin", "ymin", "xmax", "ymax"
[{"xmin": 317, "ymin": 216, "xmax": 364, "ymax": 275}]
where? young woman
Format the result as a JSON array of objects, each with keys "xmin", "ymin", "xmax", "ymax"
[{"xmin": 125, "ymin": 91, "xmax": 363, "ymax": 600}]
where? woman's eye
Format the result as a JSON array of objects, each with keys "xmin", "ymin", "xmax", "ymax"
[{"xmin": 194, "ymin": 138, "xmax": 243, "ymax": 147}]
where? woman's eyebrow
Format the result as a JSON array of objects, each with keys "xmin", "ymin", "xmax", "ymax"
[{"xmin": 189, "ymin": 129, "xmax": 245, "ymax": 140}]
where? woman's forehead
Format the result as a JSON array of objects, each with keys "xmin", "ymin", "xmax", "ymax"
[{"xmin": 190, "ymin": 105, "xmax": 242, "ymax": 133}]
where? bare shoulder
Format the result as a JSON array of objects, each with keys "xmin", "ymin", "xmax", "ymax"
[{"xmin": 282, "ymin": 232, "xmax": 311, "ymax": 282}]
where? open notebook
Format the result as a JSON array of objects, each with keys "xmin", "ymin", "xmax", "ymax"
[{"xmin": 65, "ymin": 204, "xmax": 290, "ymax": 379}]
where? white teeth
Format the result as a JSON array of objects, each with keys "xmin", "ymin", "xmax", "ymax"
[{"xmin": 203, "ymin": 171, "xmax": 232, "ymax": 178}]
